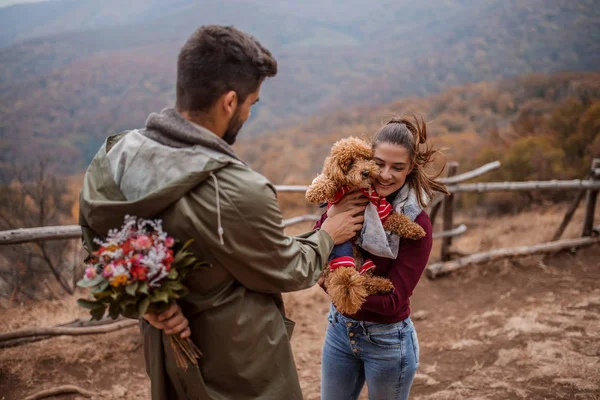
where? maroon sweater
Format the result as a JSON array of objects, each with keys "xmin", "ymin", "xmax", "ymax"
[{"xmin": 315, "ymin": 210, "xmax": 432, "ymax": 324}]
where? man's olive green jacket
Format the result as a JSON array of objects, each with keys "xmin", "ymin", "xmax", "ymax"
[{"xmin": 79, "ymin": 108, "xmax": 333, "ymax": 399}]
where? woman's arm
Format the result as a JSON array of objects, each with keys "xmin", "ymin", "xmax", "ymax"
[{"xmin": 360, "ymin": 212, "xmax": 433, "ymax": 316}]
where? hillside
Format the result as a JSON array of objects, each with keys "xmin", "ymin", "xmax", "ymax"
[
  {"xmin": 1, "ymin": 0, "xmax": 599, "ymax": 172},
  {"xmin": 238, "ymin": 71, "xmax": 600, "ymax": 188}
]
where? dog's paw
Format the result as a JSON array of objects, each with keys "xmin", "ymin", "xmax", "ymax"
[{"xmin": 384, "ymin": 213, "xmax": 426, "ymax": 240}]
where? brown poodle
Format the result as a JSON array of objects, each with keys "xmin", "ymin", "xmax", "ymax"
[{"xmin": 307, "ymin": 137, "xmax": 425, "ymax": 315}]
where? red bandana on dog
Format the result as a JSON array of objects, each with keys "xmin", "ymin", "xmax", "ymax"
[
  {"xmin": 327, "ymin": 185, "xmax": 392, "ymax": 273},
  {"xmin": 328, "ymin": 185, "xmax": 392, "ymax": 223}
]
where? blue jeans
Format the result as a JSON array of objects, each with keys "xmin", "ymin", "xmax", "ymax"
[{"xmin": 321, "ymin": 305, "xmax": 419, "ymax": 400}]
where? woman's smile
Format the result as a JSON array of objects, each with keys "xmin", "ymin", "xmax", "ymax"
[{"xmin": 372, "ymin": 142, "xmax": 413, "ymax": 197}]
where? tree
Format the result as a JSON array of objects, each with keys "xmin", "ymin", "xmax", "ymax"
[{"xmin": 0, "ymin": 160, "xmax": 78, "ymax": 301}]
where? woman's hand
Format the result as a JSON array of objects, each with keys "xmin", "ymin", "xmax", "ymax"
[
  {"xmin": 327, "ymin": 190, "xmax": 369, "ymax": 218},
  {"xmin": 143, "ymin": 302, "xmax": 191, "ymax": 339}
]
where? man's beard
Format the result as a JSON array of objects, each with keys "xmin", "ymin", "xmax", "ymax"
[{"xmin": 222, "ymin": 111, "xmax": 244, "ymax": 145}]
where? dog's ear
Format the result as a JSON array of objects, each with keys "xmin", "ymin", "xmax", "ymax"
[
  {"xmin": 355, "ymin": 138, "xmax": 374, "ymax": 159},
  {"xmin": 324, "ymin": 154, "xmax": 347, "ymax": 185},
  {"xmin": 306, "ymin": 173, "xmax": 339, "ymax": 204}
]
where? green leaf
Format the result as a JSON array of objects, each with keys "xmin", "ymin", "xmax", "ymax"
[
  {"xmin": 138, "ymin": 298, "xmax": 150, "ymax": 316},
  {"xmin": 90, "ymin": 306, "xmax": 106, "ymax": 321},
  {"xmin": 121, "ymin": 304, "xmax": 138, "ymax": 319},
  {"xmin": 180, "ymin": 239, "xmax": 194, "ymax": 252},
  {"xmin": 77, "ymin": 298, "xmax": 105, "ymax": 310},
  {"xmin": 177, "ymin": 256, "xmax": 197, "ymax": 269},
  {"xmin": 178, "ymin": 287, "xmax": 190, "ymax": 298},
  {"xmin": 150, "ymin": 290, "xmax": 170, "ymax": 304},
  {"xmin": 125, "ymin": 282, "xmax": 139, "ymax": 296},
  {"xmin": 110, "ymin": 291, "xmax": 122, "ymax": 301},
  {"xmin": 173, "ymin": 251, "xmax": 187, "ymax": 264},
  {"xmin": 91, "ymin": 280, "xmax": 110, "ymax": 293},
  {"xmin": 137, "ymin": 282, "xmax": 149, "ymax": 295},
  {"xmin": 76, "ymin": 275, "xmax": 104, "ymax": 288},
  {"xmin": 108, "ymin": 302, "xmax": 120, "ymax": 320},
  {"xmin": 92, "ymin": 291, "xmax": 112, "ymax": 300},
  {"xmin": 167, "ymin": 269, "xmax": 178, "ymax": 280},
  {"xmin": 172, "ymin": 282, "xmax": 184, "ymax": 291},
  {"xmin": 197, "ymin": 261, "xmax": 211, "ymax": 269},
  {"xmin": 120, "ymin": 297, "xmax": 137, "ymax": 307}
]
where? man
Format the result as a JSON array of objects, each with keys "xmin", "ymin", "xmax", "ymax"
[{"xmin": 79, "ymin": 25, "xmax": 364, "ymax": 399}]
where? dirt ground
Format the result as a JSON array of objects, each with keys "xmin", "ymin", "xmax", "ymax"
[{"xmin": 1, "ymin": 203, "xmax": 599, "ymax": 399}]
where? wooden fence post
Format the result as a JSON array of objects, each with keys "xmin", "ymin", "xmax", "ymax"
[
  {"xmin": 582, "ymin": 158, "xmax": 600, "ymax": 237},
  {"xmin": 441, "ymin": 162, "xmax": 458, "ymax": 261}
]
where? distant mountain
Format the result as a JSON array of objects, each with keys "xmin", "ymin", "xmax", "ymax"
[
  {"xmin": 237, "ymin": 71, "xmax": 600, "ymax": 185},
  {"xmin": 1, "ymin": 0, "xmax": 599, "ymax": 172}
]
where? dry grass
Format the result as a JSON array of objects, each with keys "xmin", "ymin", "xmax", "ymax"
[{"xmin": 1, "ymin": 198, "xmax": 599, "ymax": 399}]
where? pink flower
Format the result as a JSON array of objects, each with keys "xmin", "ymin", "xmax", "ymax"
[
  {"xmin": 102, "ymin": 264, "xmax": 114, "ymax": 278},
  {"xmin": 85, "ymin": 267, "xmax": 97, "ymax": 280},
  {"xmin": 134, "ymin": 235, "xmax": 152, "ymax": 250},
  {"xmin": 165, "ymin": 237, "xmax": 175, "ymax": 248}
]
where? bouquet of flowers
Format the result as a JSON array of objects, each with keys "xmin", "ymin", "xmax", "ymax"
[{"xmin": 77, "ymin": 215, "xmax": 209, "ymax": 369}]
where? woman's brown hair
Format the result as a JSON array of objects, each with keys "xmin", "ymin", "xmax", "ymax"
[{"xmin": 372, "ymin": 116, "xmax": 449, "ymax": 208}]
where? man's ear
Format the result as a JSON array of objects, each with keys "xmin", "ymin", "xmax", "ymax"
[{"xmin": 222, "ymin": 90, "xmax": 238, "ymax": 117}]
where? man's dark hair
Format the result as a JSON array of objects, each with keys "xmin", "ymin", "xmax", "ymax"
[{"xmin": 176, "ymin": 25, "xmax": 277, "ymax": 113}]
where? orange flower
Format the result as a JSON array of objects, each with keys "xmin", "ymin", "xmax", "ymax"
[
  {"xmin": 110, "ymin": 274, "xmax": 129, "ymax": 287},
  {"xmin": 106, "ymin": 244, "xmax": 119, "ymax": 252}
]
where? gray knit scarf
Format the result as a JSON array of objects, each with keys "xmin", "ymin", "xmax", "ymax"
[{"xmin": 356, "ymin": 183, "xmax": 425, "ymax": 259}]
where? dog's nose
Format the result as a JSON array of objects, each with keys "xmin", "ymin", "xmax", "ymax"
[{"xmin": 361, "ymin": 170, "xmax": 370, "ymax": 178}]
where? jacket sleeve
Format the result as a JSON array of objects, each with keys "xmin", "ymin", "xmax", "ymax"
[
  {"xmin": 359, "ymin": 213, "xmax": 432, "ymax": 316},
  {"xmin": 188, "ymin": 168, "xmax": 335, "ymax": 294},
  {"xmin": 78, "ymin": 196, "xmax": 101, "ymax": 263}
]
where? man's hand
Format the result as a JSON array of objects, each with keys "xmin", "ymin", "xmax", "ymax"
[
  {"xmin": 327, "ymin": 190, "xmax": 369, "ymax": 218},
  {"xmin": 143, "ymin": 302, "xmax": 191, "ymax": 339},
  {"xmin": 321, "ymin": 208, "xmax": 364, "ymax": 245},
  {"xmin": 317, "ymin": 271, "xmax": 327, "ymax": 291}
]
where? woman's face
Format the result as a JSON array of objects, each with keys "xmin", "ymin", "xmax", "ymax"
[{"xmin": 372, "ymin": 142, "xmax": 413, "ymax": 197}]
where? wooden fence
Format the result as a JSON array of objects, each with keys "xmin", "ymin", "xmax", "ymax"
[
  {"xmin": 2, "ymin": 159, "xmax": 599, "ymax": 270},
  {"xmin": 1, "ymin": 159, "xmax": 599, "ymax": 350},
  {"xmin": 427, "ymin": 158, "xmax": 600, "ymax": 277},
  {"xmin": 0, "ymin": 161, "xmax": 502, "ymax": 246}
]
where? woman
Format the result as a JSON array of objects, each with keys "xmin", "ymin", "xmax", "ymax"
[{"xmin": 315, "ymin": 116, "xmax": 449, "ymax": 400}]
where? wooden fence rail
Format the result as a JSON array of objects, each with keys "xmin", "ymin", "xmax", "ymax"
[
  {"xmin": 427, "ymin": 236, "xmax": 600, "ymax": 279},
  {"xmin": 0, "ymin": 163, "xmax": 501, "ymax": 246},
  {"xmin": 428, "ymin": 158, "xmax": 600, "ymax": 278},
  {"xmin": 0, "ymin": 218, "xmax": 468, "ymax": 245},
  {"xmin": 2, "ymin": 160, "xmax": 598, "ymax": 280},
  {"xmin": 447, "ymin": 179, "xmax": 600, "ymax": 193},
  {"xmin": 0, "ymin": 214, "xmax": 321, "ymax": 245}
]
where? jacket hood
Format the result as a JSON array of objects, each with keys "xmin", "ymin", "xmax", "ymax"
[{"xmin": 79, "ymin": 108, "xmax": 243, "ymax": 236}]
